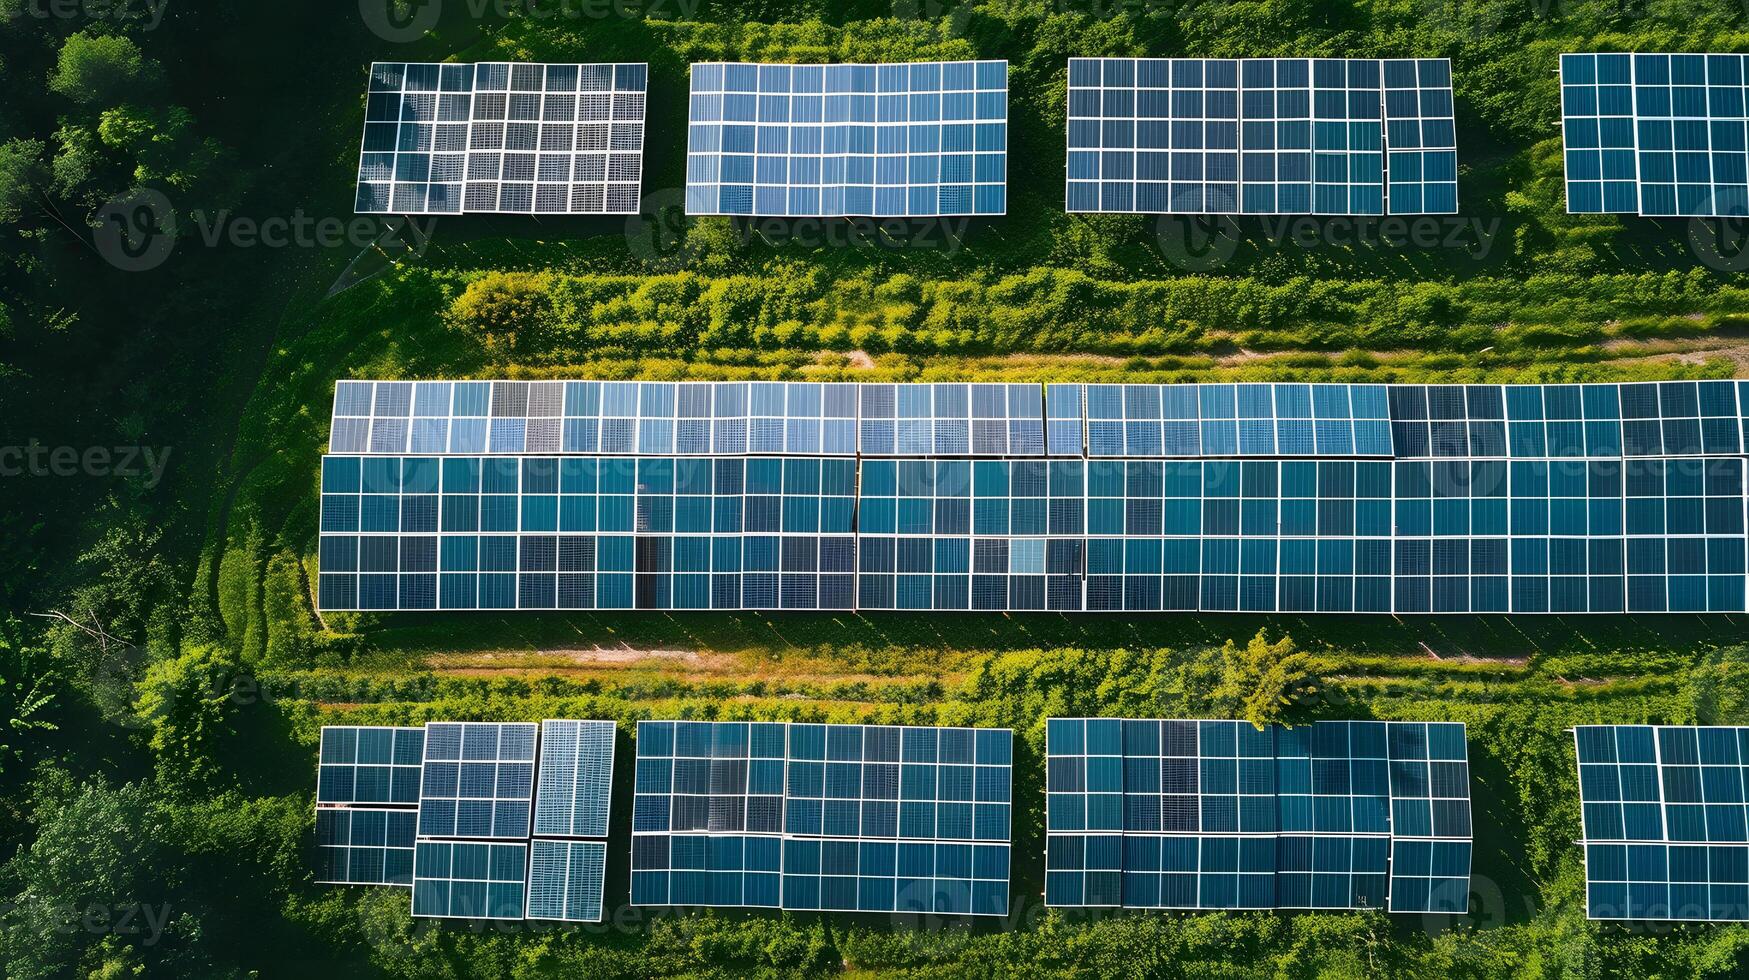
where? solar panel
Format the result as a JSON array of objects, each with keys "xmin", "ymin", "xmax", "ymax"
[
  {"xmin": 630, "ymin": 721, "xmax": 1013, "ymax": 915},
  {"xmin": 321, "ymin": 381, "xmax": 1749, "ymax": 615},
  {"xmin": 1561, "ymin": 53, "xmax": 1749, "ymax": 216},
  {"xmin": 316, "ymin": 808, "xmax": 417, "ymax": 886},
  {"xmin": 329, "ymin": 380, "xmax": 861, "ymax": 456},
  {"xmin": 1066, "ymin": 58, "xmax": 1456, "ymax": 215},
  {"xmin": 1044, "ymin": 719, "xmax": 1471, "ymax": 912},
  {"xmin": 318, "ymin": 455, "xmax": 858, "ymax": 612},
  {"xmin": 412, "ymin": 841, "xmax": 529, "ymax": 919},
  {"xmin": 1575, "ymin": 724, "xmax": 1749, "ymax": 920},
  {"xmin": 357, "ymin": 62, "xmax": 647, "ymax": 216},
  {"xmin": 527, "ymin": 840, "xmax": 609, "ymax": 922},
  {"xmin": 416, "ymin": 722, "xmax": 537, "ymax": 839},
  {"xmin": 534, "ymin": 720, "xmax": 616, "ymax": 838},
  {"xmin": 317, "ymin": 725, "xmax": 424, "ymax": 805},
  {"xmin": 685, "ymin": 61, "xmax": 1008, "ymax": 217}
]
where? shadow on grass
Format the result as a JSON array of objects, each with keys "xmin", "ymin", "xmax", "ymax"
[{"xmin": 351, "ymin": 610, "xmax": 1749, "ymax": 663}]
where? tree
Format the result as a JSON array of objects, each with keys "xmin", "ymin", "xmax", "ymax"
[
  {"xmin": 0, "ymin": 620, "xmax": 61, "ymax": 780},
  {"xmin": 445, "ymin": 271, "xmax": 560, "ymax": 357},
  {"xmin": 0, "ymin": 139, "xmax": 44, "ymax": 225},
  {"xmin": 1212, "ymin": 629, "xmax": 1318, "ymax": 730},
  {"xmin": 0, "ymin": 775, "xmax": 168, "ymax": 980},
  {"xmin": 48, "ymin": 33, "xmax": 158, "ymax": 110},
  {"xmin": 134, "ymin": 645, "xmax": 244, "ymax": 794}
]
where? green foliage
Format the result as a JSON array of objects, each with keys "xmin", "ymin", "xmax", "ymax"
[
  {"xmin": 0, "ymin": 138, "xmax": 43, "ymax": 225},
  {"xmin": 134, "ymin": 645, "xmax": 244, "ymax": 794},
  {"xmin": 0, "ymin": 774, "xmax": 168, "ymax": 980},
  {"xmin": 0, "ymin": 620, "xmax": 60, "ymax": 779},
  {"xmin": 48, "ymin": 32, "xmax": 158, "ymax": 109},
  {"xmin": 1211, "ymin": 629, "xmax": 1317, "ymax": 730},
  {"xmin": 445, "ymin": 271, "xmax": 565, "ymax": 360},
  {"xmin": 1690, "ymin": 646, "xmax": 1749, "ymax": 726}
]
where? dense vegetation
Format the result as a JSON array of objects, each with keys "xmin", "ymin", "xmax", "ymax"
[{"xmin": 6, "ymin": 0, "xmax": 1749, "ymax": 976}]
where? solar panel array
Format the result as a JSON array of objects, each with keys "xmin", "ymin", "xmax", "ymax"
[
  {"xmin": 1561, "ymin": 53, "xmax": 1749, "ymax": 216},
  {"xmin": 686, "ymin": 61, "xmax": 1009, "ymax": 217},
  {"xmin": 528, "ymin": 720, "xmax": 616, "ymax": 921},
  {"xmin": 320, "ymin": 380, "xmax": 1749, "ymax": 614},
  {"xmin": 313, "ymin": 720, "xmax": 619, "ymax": 920},
  {"xmin": 357, "ymin": 62, "xmax": 647, "ymax": 215},
  {"xmin": 411, "ymin": 722, "xmax": 537, "ymax": 920},
  {"xmin": 1066, "ymin": 58, "xmax": 1457, "ymax": 215},
  {"xmin": 630, "ymin": 721, "xmax": 1013, "ymax": 915},
  {"xmin": 1045, "ymin": 719, "xmax": 1472, "ymax": 912},
  {"xmin": 313, "ymin": 727, "xmax": 425, "ymax": 888},
  {"xmin": 1575, "ymin": 724, "xmax": 1749, "ymax": 921}
]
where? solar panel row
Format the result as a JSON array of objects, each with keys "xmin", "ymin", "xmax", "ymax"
[
  {"xmin": 358, "ymin": 63, "xmax": 647, "ymax": 215},
  {"xmin": 1576, "ymin": 724, "xmax": 1749, "ymax": 921},
  {"xmin": 686, "ymin": 61, "xmax": 1008, "ymax": 217},
  {"xmin": 312, "ymin": 720, "xmax": 620, "ymax": 921},
  {"xmin": 1046, "ymin": 719, "xmax": 1472, "ymax": 913},
  {"xmin": 629, "ymin": 721, "xmax": 1014, "ymax": 916},
  {"xmin": 1067, "ymin": 58, "xmax": 1457, "ymax": 215},
  {"xmin": 317, "ymin": 451, "xmax": 1749, "ymax": 613},
  {"xmin": 1562, "ymin": 53, "xmax": 1749, "ymax": 216},
  {"xmin": 330, "ymin": 380, "xmax": 1749, "ymax": 460}
]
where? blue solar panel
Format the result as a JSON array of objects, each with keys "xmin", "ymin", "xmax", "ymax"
[
  {"xmin": 533, "ymin": 720, "xmax": 616, "ymax": 838},
  {"xmin": 527, "ymin": 840, "xmax": 608, "ymax": 922},
  {"xmin": 1576, "ymin": 724, "xmax": 1749, "ymax": 920},
  {"xmin": 630, "ymin": 721, "xmax": 1012, "ymax": 915},
  {"xmin": 1045, "ymin": 719, "xmax": 1471, "ymax": 912},
  {"xmin": 358, "ymin": 62, "xmax": 647, "ymax": 215},
  {"xmin": 321, "ymin": 381, "xmax": 1749, "ymax": 615},
  {"xmin": 417, "ymin": 722, "xmax": 537, "ymax": 840},
  {"xmin": 1561, "ymin": 53, "xmax": 1749, "ymax": 216},
  {"xmin": 686, "ymin": 61, "xmax": 1008, "ymax": 217},
  {"xmin": 1067, "ymin": 58, "xmax": 1455, "ymax": 215},
  {"xmin": 412, "ymin": 841, "xmax": 528, "ymax": 919},
  {"xmin": 316, "ymin": 808, "xmax": 417, "ymax": 886},
  {"xmin": 318, "ymin": 726, "xmax": 425, "ymax": 805}
]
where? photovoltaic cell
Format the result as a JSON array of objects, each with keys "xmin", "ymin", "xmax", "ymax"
[
  {"xmin": 1044, "ymin": 719, "xmax": 1471, "ymax": 913},
  {"xmin": 357, "ymin": 62, "xmax": 647, "ymax": 215},
  {"xmin": 1576, "ymin": 724, "xmax": 1749, "ymax": 920},
  {"xmin": 320, "ymin": 380, "xmax": 1749, "ymax": 615},
  {"xmin": 686, "ymin": 61, "xmax": 1008, "ymax": 217},
  {"xmin": 318, "ymin": 725, "xmax": 425, "ymax": 805},
  {"xmin": 1561, "ymin": 53, "xmax": 1749, "ymax": 216},
  {"xmin": 630, "ymin": 721, "xmax": 1013, "ymax": 915},
  {"xmin": 527, "ymin": 840, "xmax": 608, "ymax": 922},
  {"xmin": 412, "ymin": 841, "xmax": 528, "ymax": 919},
  {"xmin": 1066, "ymin": 58, "xmax": 1456, "ymax": 215},
  {"xmin": 316, "ymin": 808, "xmax": 417, "ymax": 886},
  {"xmin": 534, "ymin": 720, "xmax": 616, "ymax": 838},
  {"xmin": 417, "ymin": 722, "xmax": 537, "ymax": 840}
]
